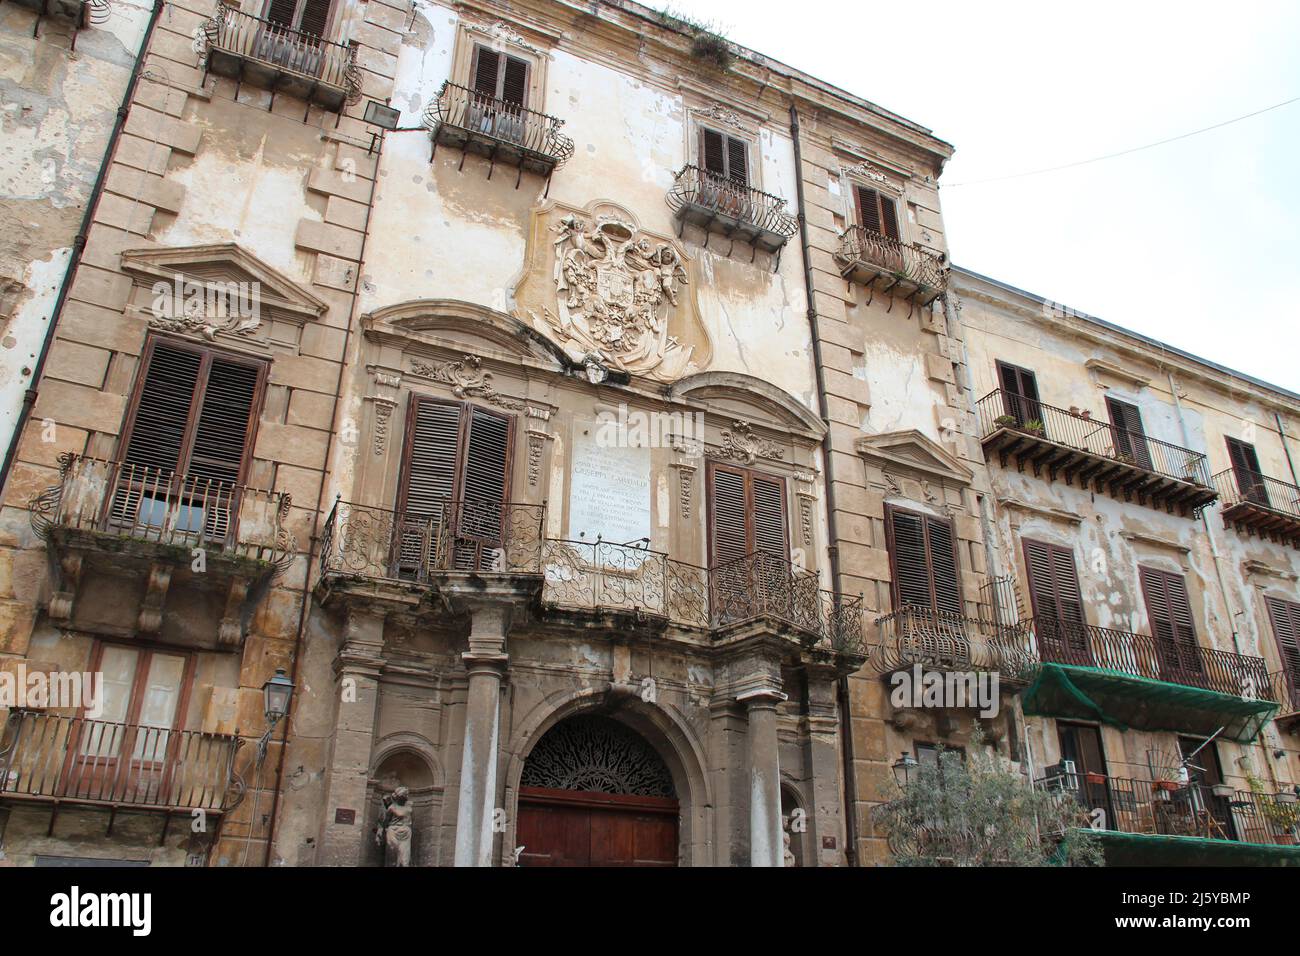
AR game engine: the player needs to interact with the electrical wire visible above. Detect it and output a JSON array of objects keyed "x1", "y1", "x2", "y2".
[{"x1": 944, "y1": 94, "x2": 1300, "y2": 188}]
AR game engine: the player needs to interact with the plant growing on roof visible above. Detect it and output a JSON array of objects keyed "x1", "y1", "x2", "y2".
[{"x1": 657, "y1": 6, "x2": 735, "y2": 70}]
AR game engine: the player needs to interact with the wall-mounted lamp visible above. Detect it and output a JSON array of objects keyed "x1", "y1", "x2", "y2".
[{"x1": 257, "y1": 668, "x2": 295, "y2": 765}]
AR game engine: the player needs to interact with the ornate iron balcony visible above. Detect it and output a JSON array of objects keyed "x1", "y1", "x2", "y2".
[
  {"x1": 1029, "y1": 617, "x2": 1273, "y2": 700},
  {"x1": 202, "y1": 5, "x2": 360, "y2": 111},
  {"x1": 1213, "y1": 469, "x2": 1300, "y2": 547},
  {"x1": 423, "y1": 82, "x2": 574, "y2": 183},
  {"x1": 666, "y1": 165, "x2": 798, "y2": 256},
  {"x1": 0, "y1": 710, "x2": 244, "y2": 814},
  {"x1": 871, "y1": 604, "x2": 1036, "y2": 682},
  {"x1": 31, "y1": 454, "x2": 294, "y2": 567},
  {"x1": 976, "y1": 389, "x2": 1218, "y2": 516},
  {"x1": 1036, "y1": 769, "x2": 1298, "y2": 848},
  {"x1": 836, "y1": 226, "x2": 948, "y2": 305}
]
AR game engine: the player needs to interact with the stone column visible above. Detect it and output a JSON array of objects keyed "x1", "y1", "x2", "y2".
[
  {"x1": 740, "y1": 688, "x2": 786, "y2": 867},
  {"x1": 453, "y1": 601, "x2": 510, "y2": 867},
  {"x1": 804, "y1": 666, "x2": 845, "y2": 866},
  {"x1": 318, "y1": 606, "x2": 385, "y2": 866}
]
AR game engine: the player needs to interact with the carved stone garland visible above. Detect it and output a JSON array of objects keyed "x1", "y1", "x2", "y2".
[
  {"x1": 719, "y1": 420, "x2": 784, "y2": 463},
  {"x1": 409, "y1": 355, "x2": 524, "y2": 411},
  {"x1": 520, "y1": 714, "x2": 676, "y2": 799}
]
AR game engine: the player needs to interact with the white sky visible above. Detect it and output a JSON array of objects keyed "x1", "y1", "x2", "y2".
[{"x1": 664, "y1": 0, "x2": 1300, "y2": 392}]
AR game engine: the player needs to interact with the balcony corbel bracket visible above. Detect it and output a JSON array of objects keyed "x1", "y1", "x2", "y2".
[
  {"x1": 137, "y1": 562, "x2": 173, "y2": 635},
  {"x1": 218, "y1": 577, "x2": 251, "y2": 648},
  {"x1": 49, "y1": 553, "x2": 83, "y2": 622}
]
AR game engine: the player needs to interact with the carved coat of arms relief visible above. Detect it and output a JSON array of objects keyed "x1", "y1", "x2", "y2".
[{"x1": 516, "y1": 202, "x2": 707, "y2": 383}]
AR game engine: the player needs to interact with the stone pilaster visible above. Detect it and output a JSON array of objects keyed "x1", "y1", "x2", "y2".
[{"x1": 317, "y1": 605, "x2": 386, "y2": 866}]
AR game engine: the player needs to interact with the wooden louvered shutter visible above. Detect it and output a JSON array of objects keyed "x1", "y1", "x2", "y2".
[
  {"x1": 1266, "y1": 598, "x2": 1300, "y2": 693},
  {"x1": 1106, "y1": 397, "x2": 1152, "y2": 469},
  {"x1": 397, "y1": 398, "x2": 462, "y2": 578},
  {"x1": 997, "y1": 360, "x2": 1041, "y2": 427},
  {"x1": 725, "y1": 135, "x2": 748, "y2": 186},
  {"x1": 1140, "y1": 567, "x2": 1202, "y2": 680},
  {"x1": 121, "y1": 341, "x2": 203, "y2": 476},
  {"x1": 296, "y1": 0, "x2": 330, "y2": 37},
  {"x1": 856, "y1": 186, "x2": 882, "y2": 234},
  {"x1": 265, "y1": 0, "x2": 298, "y2": 28},
  {"x1": 500, "y1": 54, "x2": 528, "y2": 106},
  {"x1": 751, "y1": 473, "x2": 787, "y2": 556},
  {"x1": 472, "y1": 46, "x2": 500, "y2": 97},
  {"x1": 708, "y1": 464, "x2": 749, "y2": 568},
  {"x1": 926, "y1": 516, "x2": 962, "y2": 616},
  {"x1": 188, "y1": 357, "x2": 260, "y2": 486},
  {"x1": 879, "y1": 195, "x2": 899, "y2": 240},
  {"x1": 701, "y1": 128, "x2": 727, "y2": 179},
  {"x1": 1226, "y1": 437, "x2": 1268, "y2": 505},
  {"x1": 1023, "y1": 539, "x2": 1089, "y2": 663},
  {"x1": 454, "y1": 407, "x2": 513, "y2": 569}
]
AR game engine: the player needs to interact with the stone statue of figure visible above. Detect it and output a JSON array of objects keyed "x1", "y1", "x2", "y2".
[
  {"x1": 375, "y1": 786, "x2": 413, "y2": 867},
  {"x1": 782, "y1": 828, "x2": 795, "y2": 868}
]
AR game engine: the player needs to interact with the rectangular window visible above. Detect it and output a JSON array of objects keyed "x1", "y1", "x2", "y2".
[
  {"x1": 264, "y1": 0, "x2": 332, "y2": 37},
  {"x1": 1226, "y1": 437, "x2": 1269, "y2": 506},
  {"x1": 396, "y1": 397, "x2": 513, "y2": 575},
  {"x1": 854, "y1": 185, "x2": 900, "y2": 240},
  {"x1": 885, "y1": 505, "x2": 962, "y2": 616},
  {"x1": 470, "y1": 44, "x2": 530, "y2": 106},
  {"x1": 699, "y1": 127, "x2": 749, "y2": 186},
  {"x1": 1022, "y1": 538, "x2": 1090, "y2": 665},
  {"x1": 1265, "y1": 597, "x2": 1300, "y2": 686},
  {"x1": 1105, "y1": 397, "x2": 1152, "y2": 470},
  {"x1": 995, "y1": 360, "x2": 1042, "y2": 429},
  {"x1": 1139, "y1": 566, "x2": 1204, "y2": 681},
  {"x1": 706, "y1": 462, "x2": 787, "y2": 567}
]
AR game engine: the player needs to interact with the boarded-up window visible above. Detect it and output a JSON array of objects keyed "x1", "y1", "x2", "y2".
[
  {"x1": 1105, "y1": 397, "x2": 1152, "y2": 470},
  {"x1": 854, "y1": 185, "x2": 900, "y2": 240},
  {"x1": 706, "y1": 461, "x2": 787, "y2": 567},
  {"x1": 396, "y1": 397, "x2": 513, "y2": 575},
  {"x1": 1022, "y1": 538, "x2": 1090, "y2": 664},
  {"x1": 1139, "y1": 566, "x2": 1204, "y2": 680},
  {"x1": 885, "y1": 505, "x2": 962, "y2": 616},
  {"x1": 700, "y1": 127, "x2": 749, "y2": 186}
]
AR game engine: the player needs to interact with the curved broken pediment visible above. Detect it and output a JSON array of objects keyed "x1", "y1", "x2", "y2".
[
  {"x1": 668, "y1": 371, "x2": 825, "y2": 438},
  {"x1": 362, "y1": 298, "x2": 568, "y2": 370}
]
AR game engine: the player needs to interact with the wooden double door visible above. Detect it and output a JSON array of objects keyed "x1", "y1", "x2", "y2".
[{"x1": 516, "y1": 787, "x2": 678, "y2": 867}]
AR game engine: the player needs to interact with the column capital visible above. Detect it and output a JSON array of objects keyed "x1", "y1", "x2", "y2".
[{"x1": 737, "y1": 687, "x2": 788, "y2": 709}]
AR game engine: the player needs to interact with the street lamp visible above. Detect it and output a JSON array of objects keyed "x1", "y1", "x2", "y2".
[
  {"x1": 257, "y1": 668, "x2": 295, "y2": 764},
  {"x1": 892, "y1": 752, "x2": 919, "y2": 789}
]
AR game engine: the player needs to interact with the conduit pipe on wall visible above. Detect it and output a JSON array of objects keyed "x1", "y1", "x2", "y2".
[
  {"x1": 0, "y1": 0, "x2": 165, "y2": 498},
  {"x1": 788, "y1": 103, "x2": 858, "y2": 867}
]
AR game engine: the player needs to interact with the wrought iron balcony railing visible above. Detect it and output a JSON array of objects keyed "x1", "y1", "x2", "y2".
[
  {"x1": 1037, "y1": 769, "x2": 1299, "y2": 847},
  {"x1": 1272, "y1": 669, "x2": 1300, "y2": 724},
  {"x1": 976, "y1": 389, "x2": 1217, "y2": 515},
  {"x1": 30, "y1": 454, "x2": 294, "y2": 568},
  {"x1": 203, "y1": 5, "x2": 360, "y2": 110},
  {"x1": 666, "y1": 165, "x2": 798, "y2": 256},
  {"x1": 0, "y1": 710, "x2": 244, "y2": 813},
  {"x1": 319, "y1": 501, "x2": 863, "y2": 653},
  {"x1": 423, "y1": 82, "x2": 574, "y2": 182},
  {"x1": 836, "y1": 226, "x2": 948, "y2": 305},
  {"x1": 871, "y1": 605, "x2": 1037, "y2": 681},
  {"x1": 1213, "y1": 469, "x2": 1300, "y2": 546},
  {"x1": 319, "y1": 498, "x2": 545, "y2": 583},
  {"x1": 1030, "y1": 617, "x2": 1274, "y2": 701}
]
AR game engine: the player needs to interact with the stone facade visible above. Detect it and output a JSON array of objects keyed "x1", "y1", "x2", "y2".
[{"x1": 0, "y1": 0, "x2": 1295, "y2": 869}]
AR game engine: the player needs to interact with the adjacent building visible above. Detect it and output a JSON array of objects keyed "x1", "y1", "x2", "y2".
[{"x1": 0, "y1": 0, "x2": 1295, "y2": 868}]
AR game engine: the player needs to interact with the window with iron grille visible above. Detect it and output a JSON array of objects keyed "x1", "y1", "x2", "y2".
[
  {"x1": 1105, "y1": 397, "x2": 1152, "y2": 469},
  {"x1": 1226, "y1": 436, "x2": 1269, "y2": 505},
  {"x1": 1022, "y1": 538, "x2": 1090, "y2": 664}
]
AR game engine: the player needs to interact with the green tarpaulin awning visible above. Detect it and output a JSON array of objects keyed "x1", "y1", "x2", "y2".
[
  {"x1": 1080, "y1": 829, "x2": 1300, "y2": 866},
  {"x1": 1022, "y1": 663, "x2": 1277, "y2": 742}
]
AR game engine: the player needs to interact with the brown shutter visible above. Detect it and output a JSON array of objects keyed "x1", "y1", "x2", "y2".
[
  {"x1": 1023, "y1": 539, "x2": 1089, "y2": 663},
  {"x1": 501, "y1": 54, "x2": 528, "y2": 106},
  {"x1": 1226, "y1": 437, "x2": 1268, "y2": 504},
  {"x1": 751, "y1": 473, "x2": 787, "y2": 556},
  {"x1": 996, "y1": 360, "x2": 1041, "y2": 426},
  {"x1": 879, "y1": 195, "x2": 900, "y2": 240},
  {"x1": 296, "y1": 0, "x2": 331, "y2": 37},
  {"x1": 1140, "y1": 566, "x2": 1202, "y2": 679},
  {"x1": 886, "y1": 506, "x2": 961, "y2": 615},
  {"x1": 725, "y1": 135, "x2": 748, "y2": 186},
  {"x1": 472, "y1": 46, "x2": 500, "y2": 97},
  {"x1": 461, "y1": 406, "x2": 512, "y2": 505},
  {"x1": 121, "y1": 340, "x2": 203, "y2": 476},
  {"x1": 399, "y1": 397, "x2": 462, "y2": 518},
  {"x1": 1106, "y1": 397, "x2": 1152, "y2": 469},
  {"x1": 708, "y1": 464, "x2": 749, "y2": 567},
  {"x1": 187, "y1": 357, "x2": 261, "y2": 486},
  {"x1": 1266, "y1": 597, "x2": 1300, "y2": 678},
  {"x1": 265, "y1": 0, "x2": 298, "y2": 27},
  {"x1": 701, "y1": 128, "x2": 727, "y2": 178},
  {"x1": 856, "y1": 186, "x2": 882, "y2": 234}
]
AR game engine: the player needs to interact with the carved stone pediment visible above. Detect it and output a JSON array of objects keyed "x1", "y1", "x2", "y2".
[
  {"x1": 121, "y1": 243, "x2": 327, "y2": 351},
  {"x1": 667, "y1": 372, "x2": 825, "y2": 439},
  {"x1": 855, "y1": 429, "x2": 973, "y2": 485},
  {"x1": 512, "y1": 200, "x2": 711, "y2": 383}
]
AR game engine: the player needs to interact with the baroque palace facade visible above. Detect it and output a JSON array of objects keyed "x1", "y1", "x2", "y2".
[{"x1": 0, "y1": 0, "x2": 1296, "y2": 867}]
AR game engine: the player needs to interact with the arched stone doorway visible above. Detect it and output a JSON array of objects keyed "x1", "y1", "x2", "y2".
[{"x1": 516, "y1": 714, "x2": 679, "y2": 867}]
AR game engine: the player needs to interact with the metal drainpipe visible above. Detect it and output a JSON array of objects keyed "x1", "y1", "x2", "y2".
[
  {"x1": 1275, "y1": 412, "x2": 1300, "y2": 487},
  {"x1": 0, "y1": 0, "x2": 166, "y2": 497},
  {"x1": 261, "y1": 122, "x2": 384, "y2": 866},
  {"x1": 788, "y1": 103, "x2": 858, "y2": 866}
]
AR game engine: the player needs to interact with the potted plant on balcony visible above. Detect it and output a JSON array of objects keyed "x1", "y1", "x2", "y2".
[
  {"x1": 1210, "y1": 783, "x2": 1235, "y2": 799},
  {"x1": 1246, "y1": 772, "x2": 1300, "y2": 844},
  {"x1": 994, "y1": 414, "x2": 1016, "y2": 429},
  {"x1": 1021, "y1": 419, "x2": 1046, "y2": 437},
  {"x1": 1084, "y1": 771, "x2": 1107, "y2": 786},
  {"x1": 1152, "y1": 779, "x2": 1181, "y2": 794}
]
